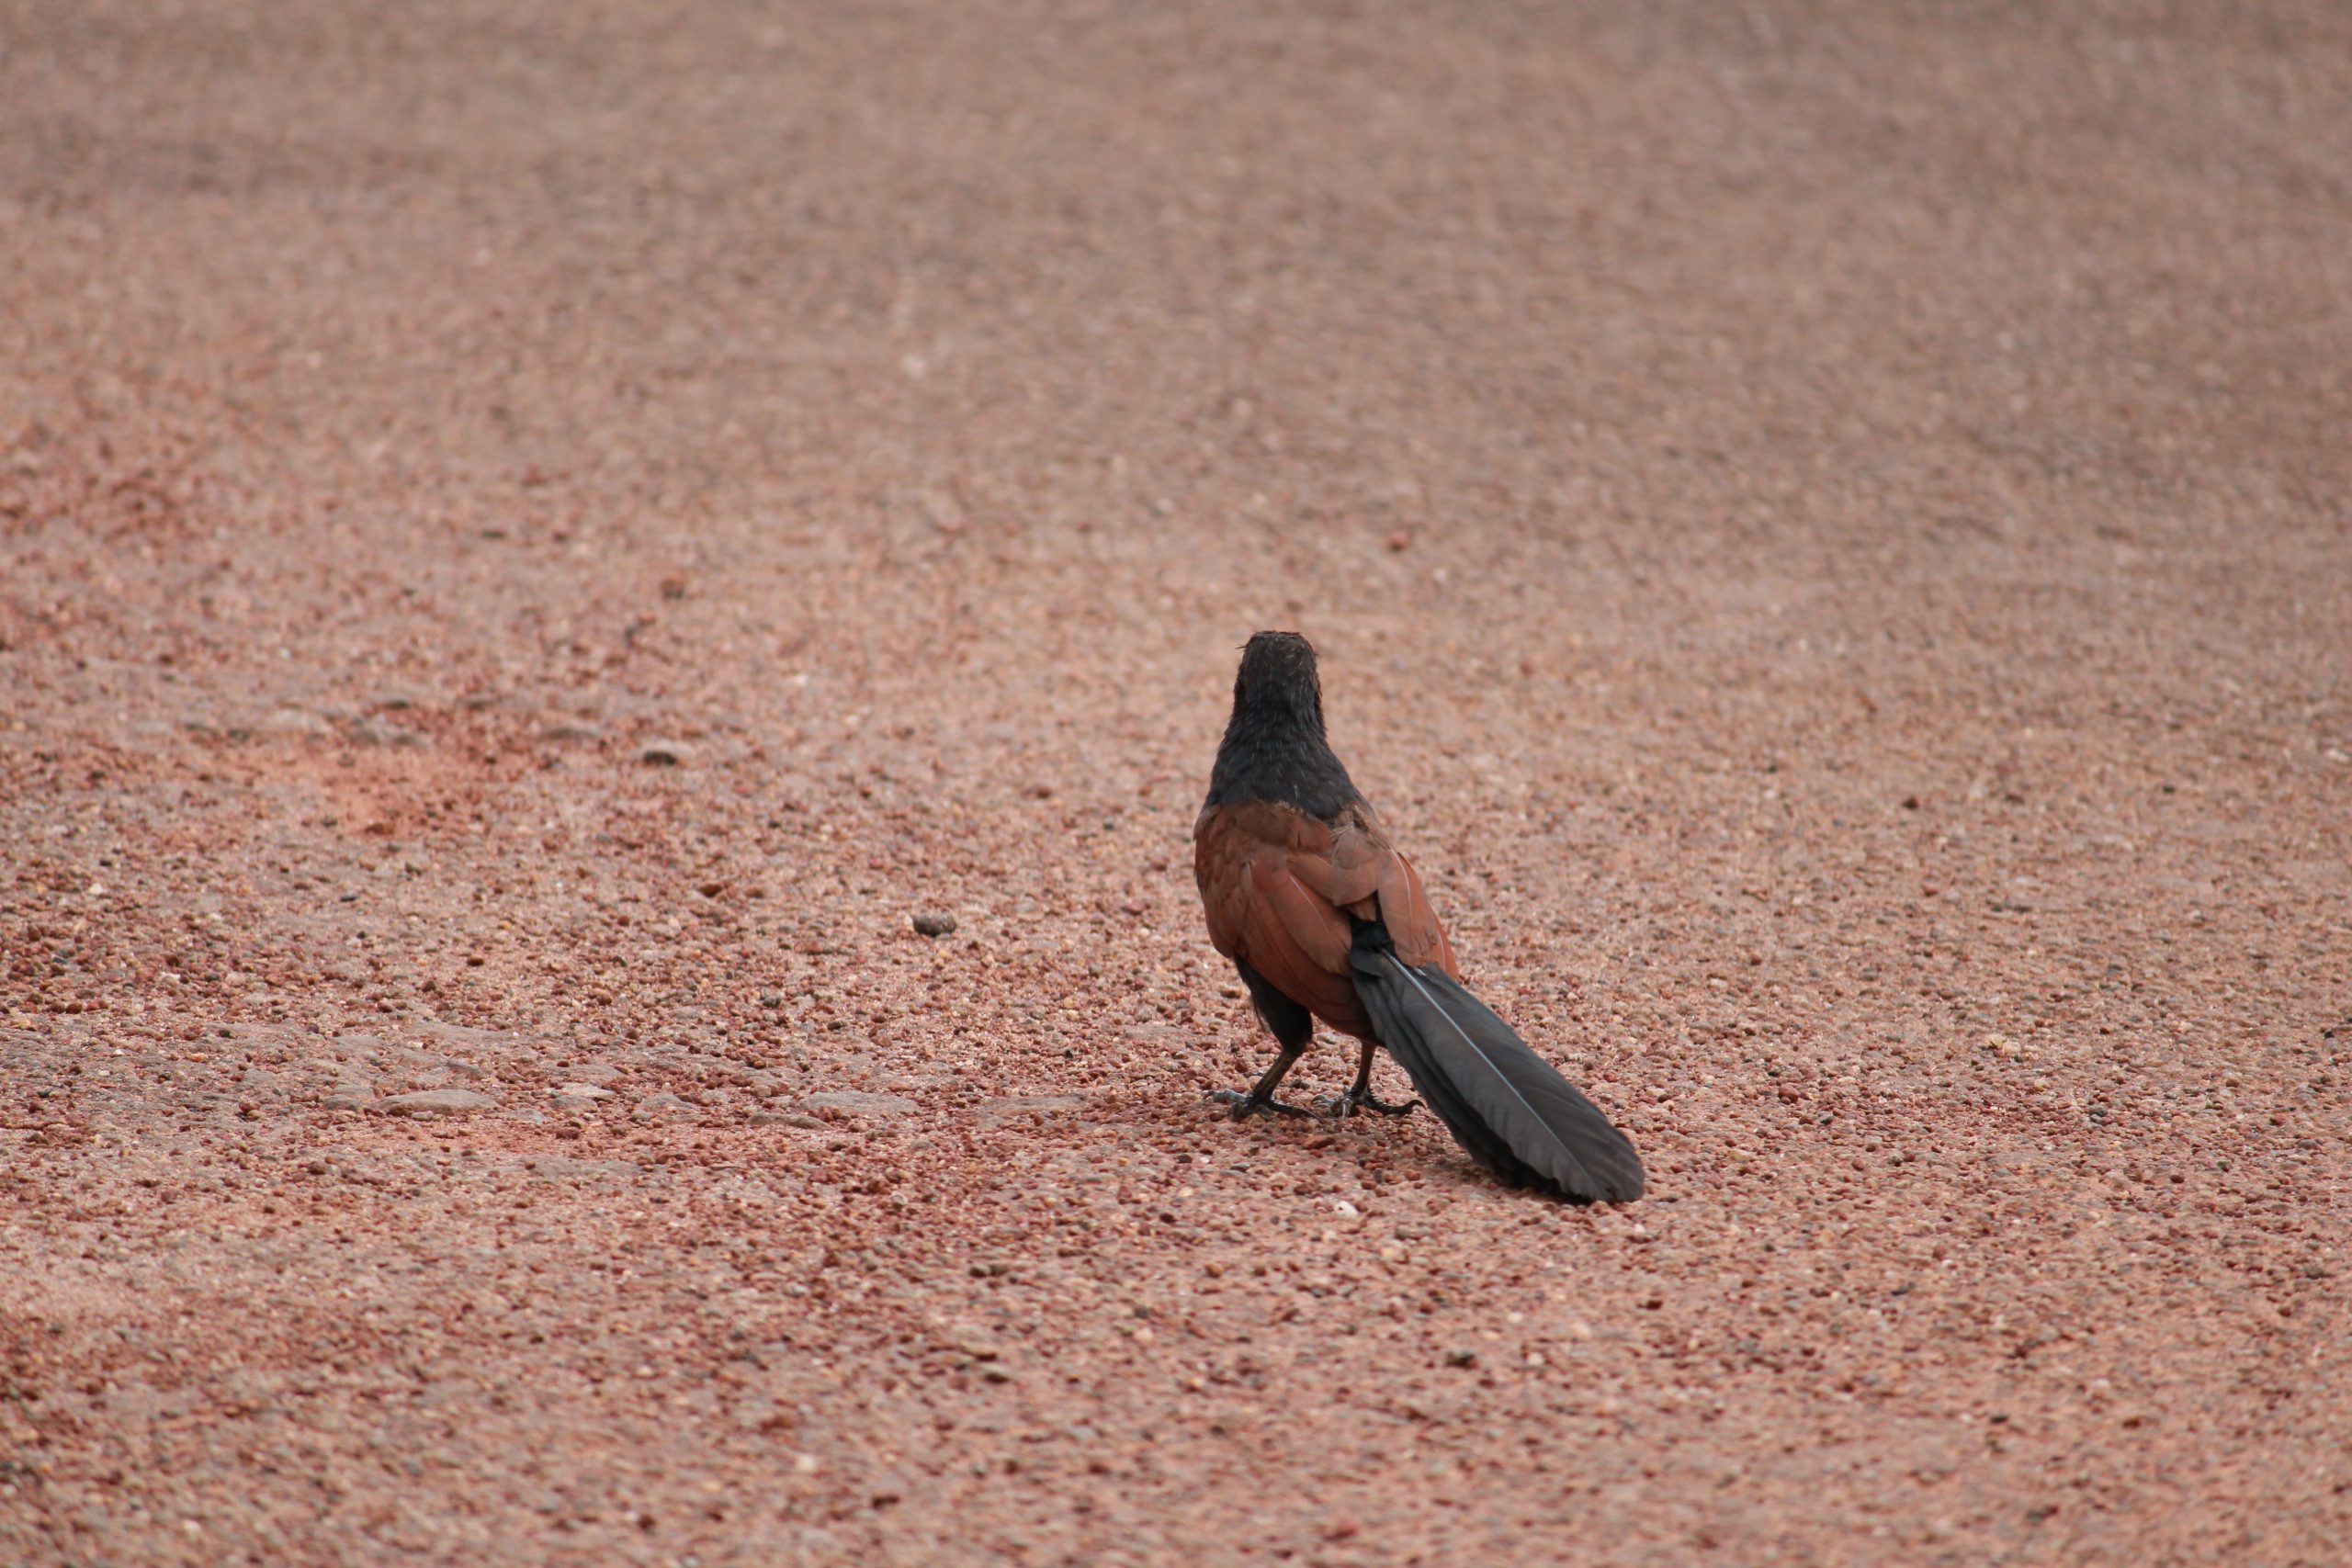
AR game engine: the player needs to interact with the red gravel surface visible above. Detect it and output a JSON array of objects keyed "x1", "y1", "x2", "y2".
[{"x1": 5, "y1": 3, "x2": 2350, "y2": 1563}]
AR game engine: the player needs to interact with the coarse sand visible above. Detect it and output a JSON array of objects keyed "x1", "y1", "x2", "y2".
[{"x1": 4, "y1": 2, "x2": 2349, "y2": 1562}]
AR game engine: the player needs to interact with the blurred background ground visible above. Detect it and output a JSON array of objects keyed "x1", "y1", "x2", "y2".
[{"x1": 2, "y1": 1, "x2": 2348, "y2": 1562}]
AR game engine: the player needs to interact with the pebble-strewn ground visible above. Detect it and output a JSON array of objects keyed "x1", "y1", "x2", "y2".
[{"x1": 4, "y1": 2, "x2": 2349, "y2": 1563}]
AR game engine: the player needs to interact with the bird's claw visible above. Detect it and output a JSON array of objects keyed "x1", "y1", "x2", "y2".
[
  {"x1": 1337, "y1": 1088, "x2": 1420, "y2": 1118},
  {"x1": 1206, "y1": 1089, "x2": 1317, "y2": 1121}
]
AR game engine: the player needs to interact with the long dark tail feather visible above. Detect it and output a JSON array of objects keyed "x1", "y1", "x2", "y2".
[{"x1": 1349, "y1": 937, "x2": 1645, "y2": 1203}]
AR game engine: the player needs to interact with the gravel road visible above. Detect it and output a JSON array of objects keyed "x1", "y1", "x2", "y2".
[{"x1": 4, "y1": 2, "x2": 2349, "y2": 1562}]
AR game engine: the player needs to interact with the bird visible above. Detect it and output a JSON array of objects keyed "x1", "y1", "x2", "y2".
[{"x1": 1192, "y1": 630, "x2": 1645, "y2": 1203}]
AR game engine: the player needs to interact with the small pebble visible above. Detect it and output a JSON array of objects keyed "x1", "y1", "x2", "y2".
[
  {"x1": 802, "y1": 1090, "x2": 917, "y2": 1118},
  {"x1": 911, "y1": 912, "x2": 956, "y2": 937},
  {"x1": 375, "y1": 1089, "x2": 497, "y2": 1117},
  {"x1": 348, "y1": 716, "x2": 423, "y2": 748}
]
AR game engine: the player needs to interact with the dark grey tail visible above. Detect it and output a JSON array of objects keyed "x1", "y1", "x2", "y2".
[{"x1": 1349, "y1": 934, "x2": 1645, "y2": 1203}]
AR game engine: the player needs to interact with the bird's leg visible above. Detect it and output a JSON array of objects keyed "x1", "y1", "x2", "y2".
[
  {"x1": 1207, "y1": 1041, "x2": 1317, "y2": 1119},
  {"x1": 1335, "y1": 1041, "x2": 1419, "y2": 1117}
]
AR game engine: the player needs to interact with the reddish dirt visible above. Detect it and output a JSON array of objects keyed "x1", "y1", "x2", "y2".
[{"x1": 5, "y1": 2, "x2": 2350, "y2": 1563}]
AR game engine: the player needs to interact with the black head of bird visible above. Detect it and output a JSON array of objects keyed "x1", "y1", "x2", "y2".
[{"x1": 1230, "y1": 629, "x2": 1326, "y2": 735}]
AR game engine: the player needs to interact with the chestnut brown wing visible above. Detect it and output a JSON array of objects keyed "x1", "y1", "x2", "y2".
[
  {"x1": 1315, "y1": 800, "x2": 1458, "y2": 979},
  {"x1": 1194, "y1": 798, "x2": 1455, "y2": 1039}
]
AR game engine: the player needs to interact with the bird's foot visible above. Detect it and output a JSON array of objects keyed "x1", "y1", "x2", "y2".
[
  {"x1": 1330, "y1": 1087, "x2": 1419, "y2": 1118},
  {"x1": 1206, "y1": 1088, "x2": 1317, "y2": 1121}
]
